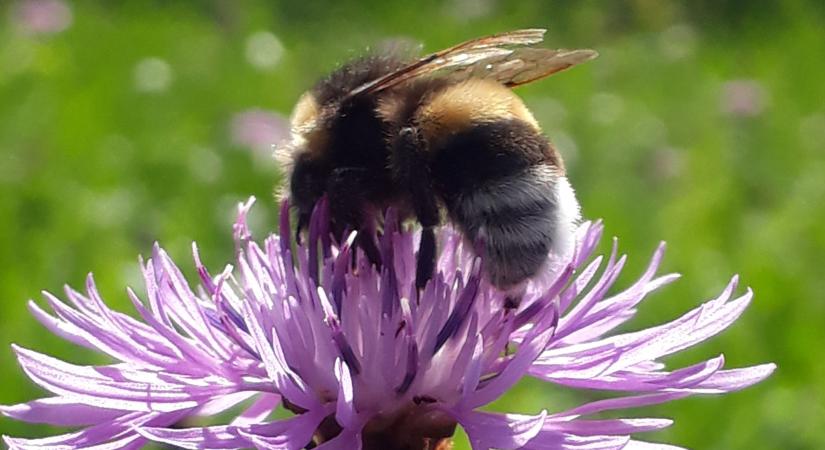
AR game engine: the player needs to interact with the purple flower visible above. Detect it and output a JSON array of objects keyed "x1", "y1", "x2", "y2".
[
  {"x1": 2, "y1": 197, "x2": 774, "y2": 449},
  {"x1": 720, "y1": 79, "x2": 768, "y2": 118},
  {"x1": 11, "y1": 0, "x2": 73, "y2": 35},
  {"x1": 230, "y1": 109, "x2": 290, "y2": 157}
]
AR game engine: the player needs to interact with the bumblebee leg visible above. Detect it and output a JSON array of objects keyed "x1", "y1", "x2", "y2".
[
  {"x1": 416, "y1": 227, "x2": 436, "y2": 290},
  {"x1": 414, "y1": 196, "x2": 439, "y2": 290},
  {"x1": 393, "y1": 127, "x2": 441, "y2": 290},
  {"x1": 327, "y1": 167, "x2": 382, "y2": 269}
]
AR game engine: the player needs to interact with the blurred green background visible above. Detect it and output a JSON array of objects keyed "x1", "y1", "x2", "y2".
[{"x1": 1, "y1": 1, "x2": 823, "y2": 448}]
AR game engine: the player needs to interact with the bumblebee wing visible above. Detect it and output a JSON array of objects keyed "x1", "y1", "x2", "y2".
[
  {"x1": 345, "y1": 28, "x2": 548, "y2": 98},
  {"x1": 452, "y1": 46, "x2": 598, "y2": 88}
]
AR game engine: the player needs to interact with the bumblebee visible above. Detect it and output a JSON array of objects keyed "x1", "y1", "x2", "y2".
[{"x1": 279, "y1": 29, "x2": 597, "y2": 291}]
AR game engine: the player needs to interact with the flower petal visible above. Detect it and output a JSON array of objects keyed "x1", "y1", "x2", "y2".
[
  {"x1": 0, "y1": 397, "x2": 123, "y2": 426},
  {"x1": 231, "y1": 392, "x2": 281, "y2": 426},
  {"x1": 462, "y1": 303, "x2": 558, "y2": 410},
  {"x1": 621, "y1": 440, "x2": 687, "y2": 450},
  {"x1": 544, "y1": 417, "x2": 673, "y2": 435},
  {"x1": 522, "y1": 433, "x2": 630, "y2": 450},
  {"x1": 452, "y1": 409, "x2": 547, "y2": 450},
  {"x1": 4, "y1": 410, "x2": 189, "y2": 450},
  {"x1": 12, "y1": 345, "x2": 233, "y2": 412},
  {"x1": 240, "y1": 408, "x2": 331, "y2": 450},
  {"x1": 335, "y1": 358, "x2": 360, "y2": 429},
  {"x1": 137, "y1": 424, "x2": 246, "y2": 449},
  {"x1": 240, "y1": 291, "x2": 319, "y2": 410}
]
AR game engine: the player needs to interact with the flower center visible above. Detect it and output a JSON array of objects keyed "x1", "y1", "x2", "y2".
[{"x1": 313, "y1": 402, "x2": 457, "y2": 450}]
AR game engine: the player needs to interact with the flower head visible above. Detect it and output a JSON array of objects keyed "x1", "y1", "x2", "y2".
[
  {"x1": 231, "y1": 109, "x2": 290, "y2": 156},
  {"x1": 11, "y1": 0, "x2": 73, "y2": 35},
  {"x1": 3, "y1": 197, "x2": 774, "y2": 449},
  {"x1": 721, "y1": 79, "x2": 768, "y2": 118}
]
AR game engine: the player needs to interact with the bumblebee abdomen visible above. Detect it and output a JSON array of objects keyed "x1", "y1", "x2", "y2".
[
  {"x1": 431, "y1": 118, "x2": 555, "y2": 198},
  {"x1": 450, "y1": 165, "x2": 564, "y2": 288},
  {"x1": 429, "y1": 114, "x2": 577, "y2": 289}
]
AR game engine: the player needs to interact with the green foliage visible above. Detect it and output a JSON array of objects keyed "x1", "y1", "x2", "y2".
[{"x1": 1, "y1": 1, "x2": 823, "y2": 448}]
